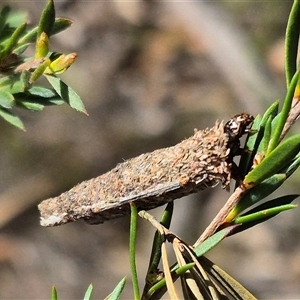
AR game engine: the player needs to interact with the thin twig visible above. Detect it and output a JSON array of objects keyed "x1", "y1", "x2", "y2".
[
  {"x1": 280, "y1": 95, "x2": 300, "y2": 141},
  {"x1": 193, "y1": 186, "x2": 247, "y2": 247}
]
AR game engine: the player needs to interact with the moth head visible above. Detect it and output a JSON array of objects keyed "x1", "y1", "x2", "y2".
[
  {"x1": 224, "y1": 113, "x2": 254, "y2": 160},
  {"x1": 225, "y1": 113, "x2": 254, "y2": 140}
]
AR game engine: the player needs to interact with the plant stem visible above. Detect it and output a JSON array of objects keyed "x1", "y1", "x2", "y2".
[{"x1": 129, "y1": 203, "x2": 140, "y2": 300}]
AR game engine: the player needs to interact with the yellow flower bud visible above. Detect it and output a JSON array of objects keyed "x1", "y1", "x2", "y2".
[{"x1": 45, "y1": 53, "x2": 77, "y2": 74}]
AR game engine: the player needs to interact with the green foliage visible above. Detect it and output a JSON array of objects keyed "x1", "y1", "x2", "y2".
[
  {"x1": 50, "y1": 284, "x2": 96, "y2": 300},
  {"x1": 0, "y1": 0, "x2": 86, "y2": 130},
  {"x1": 83, "y1": 284, "x2": 93, "y2": 300},
  {"x1": 244, "y1": 134, "x2": 300, "y2": 187},
  {"x1": 50, "y1": 279, "x2": 126, "y2": 300},
  {"x1": 285, "y1": 0, "x2": 300, "y2": 87},
  {"x1": 51, "y1": 286, "x2": 57, "y2": 300},
  {"x1": 104, "y1": 278, "x2": 126, "y2": 300},
  {"x1": 126, "y1": 1, "x2": 300, "y2": 299}
]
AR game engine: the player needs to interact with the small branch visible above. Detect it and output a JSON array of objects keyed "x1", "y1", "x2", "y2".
[
  {"x1": 280, "y1": 95, "x2": 300, "y2": 141},
  {"x1": 193, "y1": 186, "x2": 247, "y2": 247}
]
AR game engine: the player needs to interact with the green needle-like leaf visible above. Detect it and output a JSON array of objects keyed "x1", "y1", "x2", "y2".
[
  {"x1": 12, "y1": 43, "x2": 29, "y2": 55},
  {"x1": 239, "y1": 115, "x2": 262, "y2": 178},
  {"x1": 0, "y1": 22, "x2": 27, "y2": 59},
  {"x1": 231, "y1": 195, "x2": 299, "y2": 235},
  {"x1": 257, "y1": 115, "x2": 272, "y2": 155},
  {"x1": 262, "y1": 100, "x2": 279, "y2": 121},
  {"x1": 45, "y1": 74, "x2": 87, "y2": 114},
  {"x1": 0, "y1": 107, "x2": 25, "y2": 130},
  {"x1": 234, "y1": 204, "x2": 297, "y2": 225},
  {"x1": 240, "y1": 102, "x2": 279, "y2": 180},
  {"x1": 29, "y1": 58, "x2": 50, "y2": 83},
  {"x1": 37, "y1": 0, "x2": 55, "y2": 39},
  {"x1": 0, "y1": 6, "x2": 11, "y2": 37},
  {"x1": 18, "y1": 18, "x2": 72, "y2": 45},
  {"x1": 193, "y1": 226, "x2": 239, "y2": 257},
  {"x1": 267, "y1": 71, "x2": 299, "y2": 154},
  {"x1": 50, "y1": 18, "x2": 73, "y2": 36},
  {"x1": 17, "y1": 101, "x2": 44, "y2": 111},
  {"x1": 83, "y1": 284, "x2": 93, "y2": 300},
  {"x1": 270, "y1": 112, "x2": 281, "y2": 136},
  {"x1": 285, "y1": 0, "x2": 300, "y2": 87},
  {"x1": 20, "y1": 70, "x2": 32, "y2": 91},
  {"x1": 244, "y1": 134, "x2": 300, "y2": 188},
  {"x1": 15, "y1": 93, "x2": 64, "y2": 109},
  {"x1": 0, "y1": 90, "x2": 15, "y2": 109},
  {"x1": 286, "y1": 153, "x2": 300, "y2": 177},
  {"x1": 0, "y1": 74, "x2": 24, "y2": 94},
  {"x1": 51, "y1": 286, "x2": 58, "y2": 300},
  {"x1": 28, "y1": 86, "x2": 57, "y2": 98},
  {"x1": 105, "y1": 278, "x2": 126, "y2": 300},
  {"x1": 243, "y1": 101, "x2": 279, "y2": 170},
  {"x1": 147, "y1": 202, "x2": 173, "y2": 283},
  {"x1": 229, "y1": 174, "x2": 286, "y2": 219}
]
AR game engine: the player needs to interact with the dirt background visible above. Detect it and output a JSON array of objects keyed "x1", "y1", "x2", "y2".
[{"x1": 0, "y1": 1, "x2": 300, "y2": 299}]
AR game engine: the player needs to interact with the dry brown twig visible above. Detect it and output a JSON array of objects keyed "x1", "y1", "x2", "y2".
[{"x1": 280, "y1": 94, "x2": 300, "y2": 141}]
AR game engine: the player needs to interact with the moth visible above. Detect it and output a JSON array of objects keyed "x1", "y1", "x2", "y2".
[{"x1": 38, "y1": 113, "x2": 253, "y2": 226}]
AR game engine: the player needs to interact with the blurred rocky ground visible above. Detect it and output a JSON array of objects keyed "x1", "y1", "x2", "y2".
[{"x1": 0, "y1": 1, "x2": 299, "y2": 299}]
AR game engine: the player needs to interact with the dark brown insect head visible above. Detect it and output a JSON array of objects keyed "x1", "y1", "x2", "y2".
[{"x1": 225, "y1": 113, "x2": 254, "y2": 157}]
